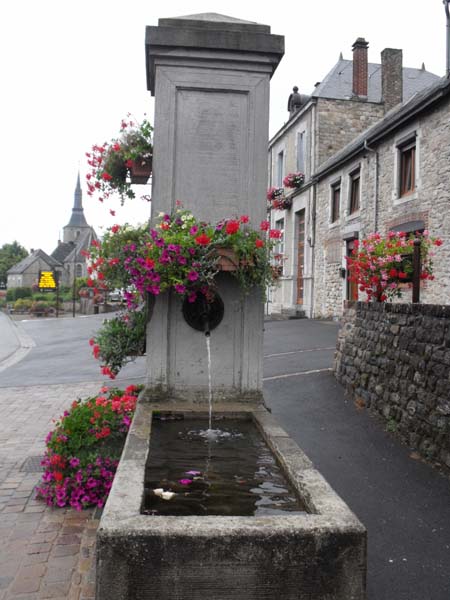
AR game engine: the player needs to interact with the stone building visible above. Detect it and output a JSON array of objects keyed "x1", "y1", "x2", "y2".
[
  {"x1": 314, "y1": 75, "x2": 450, "y2": 317},
  {"x1": 268, "y1": 37, "x2": 439, "y2": 317},
  {"x1": 6, "y1": 249, "x2": 61, "y2": 289}
]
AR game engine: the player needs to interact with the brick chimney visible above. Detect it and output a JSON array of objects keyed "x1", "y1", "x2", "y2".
[
  {"x1": 352, "y1": 37, "x2": 369, "y2": 98},
  {"x1": 381, "y1": 48, "x2": 403, "y2": 113}
]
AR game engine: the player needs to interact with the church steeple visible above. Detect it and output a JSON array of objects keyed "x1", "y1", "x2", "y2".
[
  {"x1": 66, "y1": 172, "x2": 88, "y2": 228},
  {"x1": 63, "y1": 173, "x2": 90, "y2": 243}
]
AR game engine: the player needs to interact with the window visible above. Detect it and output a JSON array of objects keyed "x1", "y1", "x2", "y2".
[
  {"x1": 399, "y1": 140, "x2": 416, "y2": 197},
  {"x1": 274, "y1": 218, "x2": 285, "y2": 275},
  {"x1": 75, "y1": 264, "x2": 83, "y2": 278},
  {"x1": 296, "y1": 132, "x2": 305, "y2": 173},
  {"x1": 331, "y1": 180, "x2": 341, "y2": 223},
  {"x1": 349, "y1": 168, "x2": 360, "y2": 214},
  {"x1": 277, "y1": 151, "x2": 284, "y2": 187}
]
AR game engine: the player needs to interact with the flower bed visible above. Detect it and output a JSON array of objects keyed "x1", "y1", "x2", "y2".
[{"x1": 36, "y1": 385, "x2": 142, "y2": 510}]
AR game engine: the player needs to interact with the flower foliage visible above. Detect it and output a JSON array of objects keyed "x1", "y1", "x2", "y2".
[
  {"x1": 346, "y1": 230, "x2": 442, "y2": 302},
  {"x1": 89, "y1": 309, "x2": 147, "y2": 378},
  {"x1": 283, "y1": 172, "x2": 305, "y2": 188},
  {"x1": 86, "y1": 206, "x2": 282, "y2": 309},
  {"x1": 36, "y1": 385, "x2": 143, "y2": 510},
  {"x1": 266, "y1": 187, "x2": 284, "y2": 202},
  {"x1": 86, "y1": 116, "x2": 153, "y2": 206}
]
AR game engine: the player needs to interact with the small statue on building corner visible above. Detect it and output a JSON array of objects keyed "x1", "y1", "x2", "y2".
[{"x1": 287, "y1": 86, "x2": 303, "y2": 116}]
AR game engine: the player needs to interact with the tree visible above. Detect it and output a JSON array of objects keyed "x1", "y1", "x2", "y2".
[{"x1": 0, "y1": 241, "x2": 28, "y2": 286}]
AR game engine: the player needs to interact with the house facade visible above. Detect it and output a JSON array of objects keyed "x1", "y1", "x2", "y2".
[
  {"x1": 7, "y1": 249, "x2": 61, "y2": 289},
  {"x1": 268, "y1": 37, "x2": 439, "y2": 317},
  {"x1": 314, "y1": 76, "x2": 450, "y2": 317}
]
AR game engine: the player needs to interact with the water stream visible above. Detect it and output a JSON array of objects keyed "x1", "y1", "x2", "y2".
[{"x1": 205, "y1": 333, "x2": 213, "y2": 432}]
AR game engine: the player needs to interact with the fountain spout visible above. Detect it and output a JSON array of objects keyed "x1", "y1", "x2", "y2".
[
  {"x1": 200, "y1": 296, "x2": 211, "y2": 337},
  {"x1": 182, "y1": 291, "x2": 224, "y2": 335}
]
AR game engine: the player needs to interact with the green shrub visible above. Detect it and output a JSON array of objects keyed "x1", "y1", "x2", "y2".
[
  {"x1": 6, "y1": 287, "x2": 32, "y2": 301},
  {"x1": 14, "y1": 298, "x2": 33, "y2": 312}
]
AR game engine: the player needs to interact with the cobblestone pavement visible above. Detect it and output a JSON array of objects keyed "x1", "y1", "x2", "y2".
[{"x1": 0, "y1": 382, "x2": 104, "y2": 600}]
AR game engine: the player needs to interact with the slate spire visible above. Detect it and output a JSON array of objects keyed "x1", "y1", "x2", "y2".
[{"x1": 66, "y1": 172, "x2": 88, "y2": 228}]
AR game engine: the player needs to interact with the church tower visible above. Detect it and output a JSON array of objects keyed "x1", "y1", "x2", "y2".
[{"x1": 63, "y1": 173, "x2": 90, "y2": 243}]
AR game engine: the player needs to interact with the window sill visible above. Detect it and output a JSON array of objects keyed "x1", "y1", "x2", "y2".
[
  {"x1": 346, "y1": 211, "x2": 360, "y2": 222},
  {"x1": 392, "y1": 190, "x2": 418, "y2": 206}
]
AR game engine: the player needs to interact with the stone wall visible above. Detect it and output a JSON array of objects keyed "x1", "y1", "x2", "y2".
[
  {"x1": 316, "y1": 98, "x2": 383, "y2": 167},
  {"x1": 335, "y1": 302, "x2": 450, "y2": 470}
]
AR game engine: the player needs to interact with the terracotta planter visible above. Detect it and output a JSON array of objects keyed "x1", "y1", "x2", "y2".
[
  {"x1": 216, "y1": 247, "x2": 239, "y2": 271},
  {"x1": 215, "y1": 248, "x2": 253, "y2": 271},
  {"x1": 130, "y1": 156, "x2": 152, "y2": 184}
]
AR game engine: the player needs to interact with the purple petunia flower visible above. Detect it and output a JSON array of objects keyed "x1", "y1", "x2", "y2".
[
  {"x1": 174, "y1": 284, "x2": 186, "y2": 294},
  {"x1": 187, "y1": 271, "x2": 199, "y2": 282},
  {"x1": 179, "y1": 479, "x2": 192, "y2": 485}
]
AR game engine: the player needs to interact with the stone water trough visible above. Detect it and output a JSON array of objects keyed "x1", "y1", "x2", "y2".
[{"x1": 96, "y1": 400, "x2": 366, "y2": 599}]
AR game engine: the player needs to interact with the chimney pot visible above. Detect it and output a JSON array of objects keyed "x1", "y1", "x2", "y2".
[{"x1": 352, "y1": 37, "x2": 369, "y2": 98}]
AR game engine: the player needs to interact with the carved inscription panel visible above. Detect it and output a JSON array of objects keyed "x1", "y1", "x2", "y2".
[{"x1": 174, "y1": 89, "x2": 249, "y2": 221}]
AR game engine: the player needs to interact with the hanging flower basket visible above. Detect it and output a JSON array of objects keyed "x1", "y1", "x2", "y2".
[
  {"x1": 129, "y1": 156, "x2": 152, "y2": 184},
  {"x1": 271, "y1": 197, "x2": 292, "y2": 211}
]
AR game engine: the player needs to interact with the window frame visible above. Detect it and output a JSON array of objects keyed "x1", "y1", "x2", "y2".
[
  {"x1": 348, "y1": 168, "x2": 361, "y2": 215},
  {"x1": 398, "y1": 138, "x2": 416, "y2": 198},
  {"x1": 330, "y1": 179, "x2": 341, "y2": 224},
  {"x1": 296, "y1": 131, "x2": 305, "y2": 174},
  {"x1": 277, "y1": 150, "x2": 285, "y2": 187}
]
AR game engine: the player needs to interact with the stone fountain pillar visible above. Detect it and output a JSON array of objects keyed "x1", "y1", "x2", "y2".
[{"x1": 143, "y1": 13, "x2": 284, "y2": 404}]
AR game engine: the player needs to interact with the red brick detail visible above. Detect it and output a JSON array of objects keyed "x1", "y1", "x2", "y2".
[{"x1": 352, "y1": 38, "x2": 369, "y2": 97}]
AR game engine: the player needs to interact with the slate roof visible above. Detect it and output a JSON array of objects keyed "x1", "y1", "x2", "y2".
[
  {"x1": 7, "y1": 249, "x2": 62, "y2": 274},
  {"x1": 51, "y1": 242, "x2": 77, "y2": 263},
  {"x1": 51, "y1": 228, "x2": 98, "y2": 266},
  {"x1": 315, "y1": 75, "x2": 450, "y2": 178},
  {"x1": 312, "y1": 58, "x2": 440, "y2": 104}
]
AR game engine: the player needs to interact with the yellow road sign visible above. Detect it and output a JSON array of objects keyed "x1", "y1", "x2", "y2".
[{"x1": 38, "y1": 271, "x2": 57, "y2": 290}]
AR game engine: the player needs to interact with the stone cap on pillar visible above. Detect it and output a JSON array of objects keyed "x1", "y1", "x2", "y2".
[{"x1": 145, "y1": 12, "x2": 284, "y2": 94}]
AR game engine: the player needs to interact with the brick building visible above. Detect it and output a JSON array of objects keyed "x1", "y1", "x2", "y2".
[{"x1": 268, "y1": 37, "x2": 439, "y2": 317}]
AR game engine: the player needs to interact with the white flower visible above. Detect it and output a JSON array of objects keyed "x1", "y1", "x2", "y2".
[{"x1": 153, "y1": 488, "x2": 175, "y2": 500}]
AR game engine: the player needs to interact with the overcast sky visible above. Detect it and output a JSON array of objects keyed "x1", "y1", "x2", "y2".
[{"x1": 1, "y1": 0, "x2": 447, "y2": 254}]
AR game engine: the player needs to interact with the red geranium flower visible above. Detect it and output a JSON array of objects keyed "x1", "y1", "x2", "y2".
[
  {"x1": 225, "y1": 220, "x2": 240, "y2": 235},
  {"x1": 195, "y1": 233, "x2": 211, "y2": 246}
]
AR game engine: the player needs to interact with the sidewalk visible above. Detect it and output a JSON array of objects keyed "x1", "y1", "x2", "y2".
[{"x1": 0, "y1": 382, "x2": 101, "y2": 600}]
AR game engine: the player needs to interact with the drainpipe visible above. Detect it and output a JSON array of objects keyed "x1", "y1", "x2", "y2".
[
  {"x1": 445, "y1": 0, "x2": 450, "y2": 77},
  {"x1": 309, "y1": 181, "x2": 316, "y2": 318},
  {"x1": 363, "y1": 140, "x2": 379, "y2": 231}
]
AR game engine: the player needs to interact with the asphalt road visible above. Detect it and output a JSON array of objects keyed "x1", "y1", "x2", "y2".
[{"x1": 0, "y1": 313, "x2": 449, "y2": 599}]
